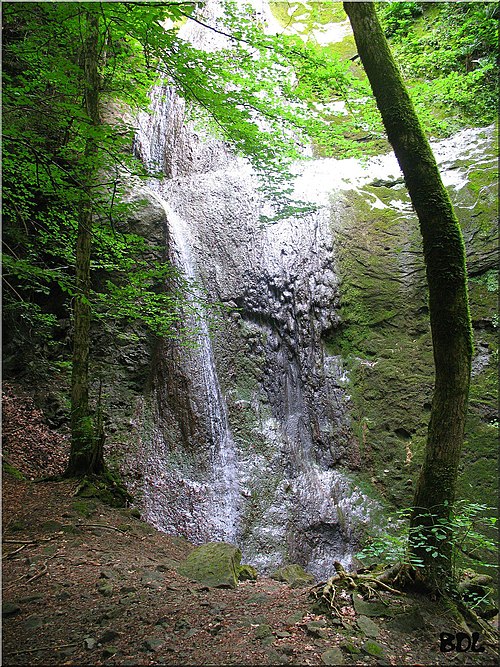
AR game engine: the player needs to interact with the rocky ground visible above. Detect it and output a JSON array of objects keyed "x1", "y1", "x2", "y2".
[{"x1": 2, "y1": 383, "x2": 499, "y2": 666}]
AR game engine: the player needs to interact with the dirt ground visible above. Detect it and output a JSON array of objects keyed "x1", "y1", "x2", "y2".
[{"x1": 2, "y1": 383, "x2": 499, "y2": 666}]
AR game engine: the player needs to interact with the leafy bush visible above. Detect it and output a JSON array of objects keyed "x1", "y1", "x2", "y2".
[{"x1": 357, "y1": 502, "x2": 497, "y2": 579}]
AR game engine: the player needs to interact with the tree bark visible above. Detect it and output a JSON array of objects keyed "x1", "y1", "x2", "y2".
[
  {"x1": 343, "y1": 2, "x2": 473, "y2": 593},
  {"x1": 67, "y1": 8, "x2": 104, "y2": 476}
]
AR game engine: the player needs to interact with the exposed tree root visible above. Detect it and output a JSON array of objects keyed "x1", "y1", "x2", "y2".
[
  {"x1": 456, "y1": 600, "x2": 499, "y2": 646},
  {"x1": 309, "y1": 560, "x2": 406, "y2": 617},
  {"x1": 311, "y1": 561, "x2": 499, "y2": 649}
]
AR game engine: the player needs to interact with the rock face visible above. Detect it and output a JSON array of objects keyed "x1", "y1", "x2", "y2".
[
  {"x1": 114, "y1": 76, "x2": 498, "y2": 581},
  {"x1": 109, "y1": 11, "x2": 497, "y2": 580}
]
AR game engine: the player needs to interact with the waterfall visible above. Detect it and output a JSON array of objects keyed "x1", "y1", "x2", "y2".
[
  {"x1": 145, "y1": 186, "x2": 240, "y2": 543},
  {"x1": 128, "y1": 0, "x2": 497, "y2": 577}
]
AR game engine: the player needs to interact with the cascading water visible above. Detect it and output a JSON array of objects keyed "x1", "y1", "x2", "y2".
[
  {"x1": 145, "y1": 186, "x2": 240, "y2": 543},
  {"x1": 127, "y1": 2, "x2": 497, "y2": 578}
]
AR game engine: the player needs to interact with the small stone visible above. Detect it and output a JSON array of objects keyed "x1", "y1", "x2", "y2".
[
  {"x1": 56, "y1": 591, "x2": 71, "y2": 601},
  {"x1": 353, "y1": 594, "x2": 392, "y2": 617},
  {"x1": 141, "y1": 570, "x2": 164, "y2": 583},
  {"x1": 261, "y1": 636, "x2": 275, "y2": 647},
  {"x1": 84, "y1": 637, "x2": 96, "y2": 650},
  {"x1": 2, "y1": 603, "x2": 21, "y2": 617},
  {"x1": 266, "y1": 647, "x2": 288, "y2": 663},
  {"x1": 100, "y1": 568, "x2": 116, "y2": 580},
  {"x1": 387, "y1": 610, "x2": 425, "y2": 632},
  {"x1": 362, "y1": 640, "x2": 385, "y2": 657},
  {"x1": 321, "y1": 647, "x2": 344, "y2": 665},
  {"x1": 238, "y1": 564, "x2": 258, "y2": 581},
  {"x1": 23, "y1": 615, "x2": 44, "y2": 629},
  {"x1": 305, "y1": 620, "x2": 329, "y2": 638},
  {"x1": 99, "y1": 629, "x2": 120, "y2": 644},
  {"x1": 42, "y1": 520, "x2": 63, "y2": 532},
  {"x1": 143, "y1": 638, "x2": 164, "y2": 651},
  {"x1": 97, "y1": 582, "x2": 114, "y2": 597},
  {"x1": 275, "y1": 631, "x2": 291, "y2": 638},
  {"x1": 208, "y1": 621, "x2": 223, "y2": 635},
  {"x1": 254, "y1": 624, "x2": 273, "y2": 639},
  {"x1": 271, "y1": 564, "x2": 315, "y2": 588},
  {"x1": 102, "y1": 646, "x2": 118, "y2": 658},
  {"x1": 340, "y1": 640, "x2": 361, "y2": 654},
  {"x1": 247, "y1": 593, "x2": 270, "y2": 604},
  {"x1": 120, "y1": 586, "x2": 137, "y2": 594},
  {"x1": 357, "y1": 614, "x2": 380, "y2": 638},
  {"x1": 285, "y1": 611, "x2": 304, "y2": 624},
  {"x1": 17, "y1": 594, "x2": 44, "y2": 603},
  {"x1": 174, "y1": 618, "x2": 191, "y2": 631}
]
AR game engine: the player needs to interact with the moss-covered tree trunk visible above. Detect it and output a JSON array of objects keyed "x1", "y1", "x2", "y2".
[
  {"x1": 343, "y1": 2, "x2": 473, "y2": 593},
  {"x1": 67, "y1": 8, "x2": 104, "y2": 476}
]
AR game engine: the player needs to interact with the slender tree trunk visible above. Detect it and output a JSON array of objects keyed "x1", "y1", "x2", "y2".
[
  {"x1": 343, "y1": 2, "x2": 473, "y2": 593},
  {"x1": 67, "y1": 8, "x2": 104, "y2": 476}
]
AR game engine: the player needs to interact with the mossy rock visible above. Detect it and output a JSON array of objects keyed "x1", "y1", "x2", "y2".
[
  {"x1": 271, "y1": 564, "x2": 315, "y2": 588},
  {"x1": 238, "y1": 564, "x2": 258, "y2": 581},
  {"x1": 177, "y1": 542, "x2": 242, "y2": 589}
]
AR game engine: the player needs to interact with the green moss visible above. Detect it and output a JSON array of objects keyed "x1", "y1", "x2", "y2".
[
  {"x1": 71, "y1": 499, "x2": 97, "y2": 517},
  {"x1": 74, "y1": 471, "x2": 132, "y2": 508},
  {"x1": 3, "y1": 462, "x2": 25, "y2": 480},
  {"x1": 331, "y1": 154, "x2": 497, "y2": 513}
]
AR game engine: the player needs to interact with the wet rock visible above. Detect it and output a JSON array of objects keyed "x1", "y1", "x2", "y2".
[
  {"x1": 177, "y1": 542, "x2": 242, "y2": 589},
  {"x1": 271, "y1": 564, "x2": 315, "y2": 588}
]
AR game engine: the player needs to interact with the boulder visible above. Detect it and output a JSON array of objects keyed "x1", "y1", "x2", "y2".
[{"x1": 177, "y1": 542, "x2": 242, "y2": 589}]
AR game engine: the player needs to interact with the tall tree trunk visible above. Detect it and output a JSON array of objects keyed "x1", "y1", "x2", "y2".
[
  {"x1": 343, "y1": 2, "x2": 473, "y2": 593},
  {"x1": 67, "y1": 8, "x2": 104, "y2": 476}
]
